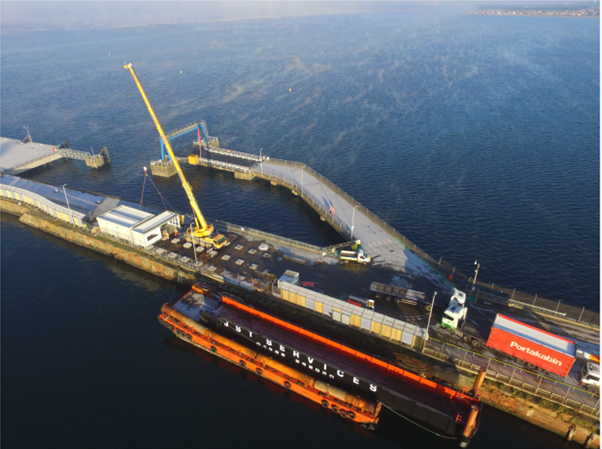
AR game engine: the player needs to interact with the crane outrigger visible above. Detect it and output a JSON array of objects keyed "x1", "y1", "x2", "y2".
[{"x1": 124, "y1": 63, "x2": 228, "y2": 249}]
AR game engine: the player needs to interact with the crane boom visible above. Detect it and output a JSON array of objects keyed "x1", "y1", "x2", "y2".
[{"x1": 124, "y1": 63, "x2": 213, "y2": 238}]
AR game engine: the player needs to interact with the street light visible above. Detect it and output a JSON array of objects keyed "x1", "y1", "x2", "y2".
[
  {"x1": 190, "y1": 222, "x2": 198, "y2": 269},
  {"x1": 472, "y1": 260, "x2": 480, "y2": 291},
  {"x1": 351, "y1": 205, "x2": 357, "y2": 238},
  {"x1": 24, "y1": 125, "x2": 38, "y2": 158},
  {"x1": 260, "y1": 148, "x2": 263, "y2": 176},
  {"x1": 425, "y1": 291, "x2": 437, "y2": 340},
  {"x1": 61, "y1": 184, "x2": 73, "y2": 224}
]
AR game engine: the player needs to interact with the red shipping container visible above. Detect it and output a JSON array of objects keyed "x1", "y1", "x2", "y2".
[{"x1": 487, "y1": 314, "x2": 576, "y2": 378}]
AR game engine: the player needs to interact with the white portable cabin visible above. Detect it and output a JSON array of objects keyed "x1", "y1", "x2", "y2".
[{"x1": 97, "y1": 205, "x2": 179, "y2": 247}]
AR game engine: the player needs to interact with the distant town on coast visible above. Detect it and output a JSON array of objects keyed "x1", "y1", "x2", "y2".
[{"x1": 473, "y1": 1, "x2": 599, "y2": 17}]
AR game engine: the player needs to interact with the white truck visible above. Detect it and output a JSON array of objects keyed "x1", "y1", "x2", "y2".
[
  {"x1": 580, "y1": 362, "x2": 600, "y2": 393},
  {"x1": 441, "y1": 289, "x2": 467, "y2": 330},
  {"x1": 339, "y1": 249, "x2": 371, "y2": 264},
  {"x1": 440, "y1": 289, "x2": 485, "y2": 349}
]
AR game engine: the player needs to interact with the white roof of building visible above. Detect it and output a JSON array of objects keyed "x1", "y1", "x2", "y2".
[
  {"x1": 98, "y1": 205, "x2": 153, "y2": 228},
  {"x1": 493, "y1": 314, "x2": 576, "y2": 356},
  {"x1": 113, "y1": 205, "x2": 153, "y2": 221},
  {"x1": 133, "y1": 210, "x2": 177, "y2": 234},
  {"x1": 98, "y1": 205, "x2": 177, "y2": 235},
  {"x1": 98, "y1": 212, "x2": 141, "y2": 228}
]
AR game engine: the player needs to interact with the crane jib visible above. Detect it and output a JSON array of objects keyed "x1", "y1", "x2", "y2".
[{"x1": 124, "y1": 63, "x2": 218, "y2": 241}]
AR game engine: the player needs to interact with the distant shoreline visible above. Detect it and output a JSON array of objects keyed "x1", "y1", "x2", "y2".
[{"x1": 473, "y1": 9, "x2": 599, "y2": 18}]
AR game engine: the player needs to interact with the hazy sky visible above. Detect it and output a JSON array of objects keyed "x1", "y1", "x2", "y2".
[
  {"x1": 3, "y1": 1, "x2": 591, "y2": 33},
  {"x1": 1, "y1": 1, "x2": 377, "y2": 32}
]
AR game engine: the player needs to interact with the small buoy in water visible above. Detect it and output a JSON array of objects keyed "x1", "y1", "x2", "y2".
[
  {"x1": 180, "y1": 71, "x2": 183, "y2": 74},
  {"x1": 109, "y1": 53, "x2": 111, "y2": 55},
  {"x1": 289, "y1": 88, "x2": 292, "y2": 92}
]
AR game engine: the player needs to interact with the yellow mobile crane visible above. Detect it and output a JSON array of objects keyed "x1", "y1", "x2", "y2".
[{"x1": 124, "y1": 63, "x2": 228, "y2": 249}]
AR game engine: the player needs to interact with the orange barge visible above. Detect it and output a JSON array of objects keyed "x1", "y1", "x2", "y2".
[
  {"x1": 158, "y1": 303, "x2": 382, "y2": 428},
  {"x1": 159, "y1": 283, "x2": 483, "y2": 446}
]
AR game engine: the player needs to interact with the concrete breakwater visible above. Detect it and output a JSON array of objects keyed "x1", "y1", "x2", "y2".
[{"x1": 1, "y1": 196, "x2": 599, "y2": 447}]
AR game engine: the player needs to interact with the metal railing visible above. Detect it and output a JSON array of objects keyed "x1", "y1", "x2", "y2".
[
  {"x1": 180, "y1": 156, "x2": 251, "y2": 173},
  {"x1": 212, "y1": 219, "x2": 326, "y2": 257},
  {"x1": 206, "y1": 146, "x2": 263, "y2": 162},
  {"x1": 166, "y1": 120, "x2": 208, "y2": 140},
  {"x1": 56, "y1": 148, "x2": 93, "y2": 161},
  {"x1": 424, "y1": 338, "x2": 600, "y2": 417},
  {"x1": 437, "y1": 257, "x2": 600, "y2": 329},
  {"x1": 150, "y1": 159, "x2": 173, "y2": 167}
]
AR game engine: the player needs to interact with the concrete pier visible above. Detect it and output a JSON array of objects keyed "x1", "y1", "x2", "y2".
[
  {"x1": 0, "y1": 137, "x2": 62, "y2": 175},
  {"x1": 1, "y1": 137, "x2": 110, "y2": 175},
  {"x1": 251, "y1": 159, "x2": 447, "y2": 286}
]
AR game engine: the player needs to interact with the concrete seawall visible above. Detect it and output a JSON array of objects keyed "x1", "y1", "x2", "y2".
[{"x1": 1, "y1": 198, "x2": 196, "y2": 286}]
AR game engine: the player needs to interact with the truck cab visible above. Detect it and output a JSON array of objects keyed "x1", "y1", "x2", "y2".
[
  {"x1": 449, "y1": 288, "x2": 466, "y2": 307},
  {"x1": 345, "y1": 294, "x2": 375, "y2": 310},
  {"x1": 357, "y1": 250, "x2": 371, "y2": 263},
  {"x1": 580, "y1": 362, "x2": 600, "y2": 393},
  {"x1": 442, "y1": 304, "x2": 467, "y2": 331},
  {"x1": 441, "y1": 289, "x2": 468, "y2": 332}
]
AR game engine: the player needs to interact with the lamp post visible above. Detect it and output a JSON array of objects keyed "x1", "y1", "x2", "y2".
[
  {"x1": 351, "y1": 205, "x2": 357, "y2": 238},
  {"x1": 423, "y1": 291, "x2": 437, "y2": 351},
  {"x1": 61, "y1": 184, "x2": 73, "y2": 224},
  {"x1": 190, "y1": 222, "x2": 198, "y2": 269},
  {"x1": 472, "y1": 260, "x2": 480, "y2": 291},
  {"x1": 260, "y1": 148, "x2": 263, "y2": 176},
  {"x1": 24, "y1": 125, "x2": 38, "y2": 158},
  {"x1": 425, "y1": 291, "x2": 437, "y2": 339}
]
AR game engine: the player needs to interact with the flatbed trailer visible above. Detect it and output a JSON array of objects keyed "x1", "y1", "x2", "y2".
[{"x1": 369, "y1": 282, "x2": 429, "y2": 307}]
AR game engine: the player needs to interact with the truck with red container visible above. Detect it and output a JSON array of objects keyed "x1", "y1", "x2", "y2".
[{"x1": 486, "y1": 314, "x2": 577, "y2": 378}]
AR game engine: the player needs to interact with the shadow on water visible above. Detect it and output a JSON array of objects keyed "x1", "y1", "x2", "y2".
[{"x1": 163, "y1": 336, "x2": 458, "y2": 448}]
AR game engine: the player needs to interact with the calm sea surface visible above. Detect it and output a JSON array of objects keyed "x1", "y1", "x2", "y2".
[{"x1": 1, "y1": 11, "x2": 599, "y2": 448}]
